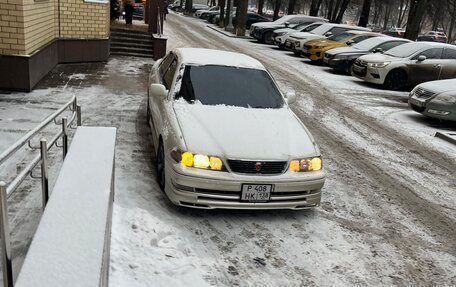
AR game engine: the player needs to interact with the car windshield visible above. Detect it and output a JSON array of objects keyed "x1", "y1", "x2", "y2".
[
  {"x1": 385, "y1": 42, "x2": 429, "y2": 58},
  {"x1": 353, "y1": 37, "x2": 388, "y2": 50},
  {"x1": 298, "y1": 22, "x2": 322, "y2": 32},
  {"x1": 274, "y1": 15, "x2": 296, "y2": 24},
  {"x1": 176, "y1": 65, "x2": 284, "y2": 109},
  {"x1": 328, "y1": 32, "x2": 353, "y2": 41},
  {"x1": 310, "y1": 24, "x2": 332, "y2": 35}
]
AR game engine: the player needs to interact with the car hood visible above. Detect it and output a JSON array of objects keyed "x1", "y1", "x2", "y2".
[
  {"x1": 307, "y1": 39, "x2": 339, "y2": 47},
  {"x1": 358, "y1": 53, "x2": 398, "y2": 63},
  {"x1": 417, "y1": 79, "x2": 456, "y2": 94},
  {"x1": 290, "y1": 32, "x2": 324, "y2": 41},
  {"x1": 326, "y1": 46, "x2": 366, "y2": 55},
  {"x1": 253, "y1": 22, "x2": 284, "y2": 29},
  {"x1": 173, "y1": 103, "x2": 318, "y2": 160},
  {"x1": 274, "y1": 27, "x2": 295, "y2": 34}
]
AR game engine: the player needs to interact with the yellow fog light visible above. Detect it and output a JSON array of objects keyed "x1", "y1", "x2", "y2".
[
  {"x1": 290, "y1": 160, "x2": 300, "y2": 172},
  {"x1": 181, "y1": 152, "x2": 194, "y2": 167},
  {"x1": 209, "y1": 157, "x2": 223, "y2": 170},
  {"x1": 193, "y1": 154, "x2": 210, "y2": 169},
  {"x1": 310, "y1": 157, "x2": 322, "y2": 171}
]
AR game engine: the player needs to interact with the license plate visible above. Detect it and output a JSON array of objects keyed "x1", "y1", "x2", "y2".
[
  {"x1": 241, "y1": 184, "x2": 272, "y2": 202},
  {"x1": 353, "y1": 65, "x2": 364, "y2": 73},
  {"x1": 410, "y1": 98, "x2": 424, "y2": 107}
]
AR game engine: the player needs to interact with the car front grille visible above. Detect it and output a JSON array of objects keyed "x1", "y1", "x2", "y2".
[
  {"x1": 413, "y1": 87, "x2": 435, "y2": 99},
  {"x1": 355, "y1": 58, "x2": 368, "y2": 67},
  {"x1": 304, "y1": 44, "x2": 312, "y2": 50},
  {"x1": 324, "y1": 53, "x2": 332, "y2": 59},
  {"x1": 227, "y1": 160, "x2": 287, "y2": 175}
]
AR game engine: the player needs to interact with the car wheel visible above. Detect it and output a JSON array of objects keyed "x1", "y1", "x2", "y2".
[
  {"x1": 156, "y1": 140, "x2": 165, "y2": 191},
  {"x1": 278, "y1": 43, "x2": 285, "y2": 50},
  {"x1": 384, "y1": 69, "x2": 407, "y2": 90},
  {"x1": 262, "y1": 31, "x2": 273, "y2": 44},
  {"x1": 293, "y1": 50, "x2": 302, "y2": 56}
]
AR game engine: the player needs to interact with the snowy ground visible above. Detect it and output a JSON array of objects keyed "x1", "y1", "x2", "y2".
[{"x1": 0, "y1": 12, "x2": 455, "y2": 287}]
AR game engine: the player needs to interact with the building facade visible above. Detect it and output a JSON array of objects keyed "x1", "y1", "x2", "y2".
[{"x1": 0, "y1": 0, "x2": 110, "y2": 91}]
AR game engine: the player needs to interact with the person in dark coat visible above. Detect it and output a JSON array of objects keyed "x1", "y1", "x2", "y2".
[{"x1": 124, "y1": 0, "x2": 134, "y2": 24}]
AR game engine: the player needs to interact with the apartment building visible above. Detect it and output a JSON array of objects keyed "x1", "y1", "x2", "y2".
[{"x1": 0, "y1": 0, "x2": 110, "y2": 91}]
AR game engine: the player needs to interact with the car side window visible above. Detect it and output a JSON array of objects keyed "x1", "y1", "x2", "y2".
[
  {"x1": 414, "y1": 48, "x2": 444, "y2": 60},
  {"x1": 442, "y1": 48, "x2": 456, "y2": 59},
  {"x1": 289, "y1": 17, "x2": 304, "y2": 24},
  {"x1": 159, "y1": 54, "x2": 174, "y2": 77},
  {"x1": 162, "y1": 59, "x2": 178, "y2": 90},
  {"x1": 376, "y1": 41, "x2": 404, "y2": 51},
  {"x1": 329, "y1": 27, "x2": 347, "y2": 36},
  {"x1": 352, "y1": 35, "x2": 371, "y2": 43}
]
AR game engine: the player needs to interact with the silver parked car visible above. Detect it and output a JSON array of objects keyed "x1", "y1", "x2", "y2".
[{"x1": 408, "y1": 79, "x2": 456, "y2": 121}]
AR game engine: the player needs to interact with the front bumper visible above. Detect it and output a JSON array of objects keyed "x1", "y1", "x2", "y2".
[
  {"x1": 352, "y1": 65, "x2": 386, "y2": 85},
  {"x1": 328, "y1": 58, "x2": 352, "y2": 73},
  {"x1": 409, "y1": 96, "x2": 456, "y2": 121},
  {"x1": 164, "y1": 161, "x2": 325, "y2": 210}
]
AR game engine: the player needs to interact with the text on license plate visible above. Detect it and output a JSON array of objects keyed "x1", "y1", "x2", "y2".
[{"x1": 241, "y1": 184, "x2": 272, "y2": 202}]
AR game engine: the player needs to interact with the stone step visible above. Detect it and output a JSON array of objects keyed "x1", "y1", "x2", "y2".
[
  {"x1": 110, "y1": 46, "x2": 153, "y2": 55},
  {"x1": 110, "y1": 29, "x2": 152, "y2": 39},
  {"x1": 111, "y1": 40, "x2": 152, "y2": 50},
  {"x1": 110, "y1": 36, "x2": 153, "y2": 45},
  {"x1": 110, "y1": 51, "x2": 154, "y2": 58}
]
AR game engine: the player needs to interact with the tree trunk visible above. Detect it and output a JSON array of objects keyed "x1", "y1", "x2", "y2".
[
  {"x1": 327, "y1": 0, "x2": 334, "y2": 20},
  {"x1": 404, "y1": 0, "x2": 427, "y2": 40},
  {"x1": 397, "y1": 0, "x2": 409, "y2": 27},
  {"x1": 383, "y1": 2, "x2": 391, "y2": 30},
  {"x1": 334, "y1": 0, "x2": 350, "y2": 23},
  {"x1": 219, "y1": 0, "x2": 226, "y2": 27},
  {"x1": 358, "y1": 0, "x2": 372, "y2": 27},
  {"x1": 309, "y1": 0, "x2": 323, "y2": 16},
  {"x1": 236, "y1": 0, "x2": 248, "y2": 36},
  {"x1": 273, "y1": 0, "x2": 282, "y2": 20},
  {"x1": 184, "y1": 0, "x2": 193, "y2": 15},
  {"x1": 258, "y1": 0, "x2": 265, "y2": 15},
  {"x1": 225, "y1": 0, "x2": 232, "y2": 27},
  {"x1": 448, "y1": 0, "x2": 456, "y2": 43},
  {"x1": 288, "y1": 0, "x2": 296, "y2": 14}
]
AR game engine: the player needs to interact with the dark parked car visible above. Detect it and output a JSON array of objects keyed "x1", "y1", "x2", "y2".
[
  {"x1": 324, "y1": 36, "x2": 410, "y2": 73},
  {"x1": 191, "y1": 4, "x2": 210, "y2": 13},
  {"x1": 250, "y1": 15, "x2": 328, "y2": 44},
  {"x1": 383, "y1": 27, "x2": 406, "y2": 38},
  {"x1": 417, "y1": 31, "x2": 448, "y2": 43},
  {"x1": 232, "y1": 12, "x2": 270, "y2": 29}
]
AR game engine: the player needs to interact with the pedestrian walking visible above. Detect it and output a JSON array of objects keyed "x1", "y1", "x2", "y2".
[
  {"x1": 163, "y1": 4, "x2": 168, "y2": 20},
  {"x1": 124, "y1": 0, "x2": 134, "y2": 24}
]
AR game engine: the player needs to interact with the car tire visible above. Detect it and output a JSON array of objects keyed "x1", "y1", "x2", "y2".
[
  {"x1": 156, "y1": 140, "x2": 166, "y2": 191},
  {"x1": 384, "y1": 69, "x2": 407, "y2": 90},
  {"x1": 278, "y1": 43, "x2": 285, "y2": 50},
  {"x1": 293, "y1": 50, "x2": 302, "y2": 56},
  {"x1": 262, "y1": 31, "x2": 273, "y2": 44}
]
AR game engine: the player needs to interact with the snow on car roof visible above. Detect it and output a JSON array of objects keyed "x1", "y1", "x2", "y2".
[{"x1": 175, "y1": 48, "x2": 265, "y2": 70}]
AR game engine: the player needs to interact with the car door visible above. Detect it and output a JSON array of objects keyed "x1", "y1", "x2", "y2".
[
  {"x1": 438, "y1": 47, "x2": 456, "y2": 79},
  {"x1": 150, "y1": 53, "x2": 178, "y2": 143},
  {"x1": 407, "y1": 48, "x2": 444, "y2": 85}
]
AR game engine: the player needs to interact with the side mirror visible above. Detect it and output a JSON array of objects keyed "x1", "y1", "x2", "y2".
[
  {"x1": 373, "y1": 47, "x2": 383, "y2": 53},
  {"x1": 285, "y1": 91, "x2": 296, "y2": 105},
  {"x1": 284, "y1": 21, "x2": 290, "y2": 27},
  {"x1": 346, "y1": 40, "x2": 354, "y2": 45},
  {"x1": 324, "y1": 32, "x2": 333, "y2": 37},
  {"x1": 149, "y1": 83, "x2": 167, "y2": 100},
  {"x1": 417, "y1": 55, "x2": 427, "y2": 62}
]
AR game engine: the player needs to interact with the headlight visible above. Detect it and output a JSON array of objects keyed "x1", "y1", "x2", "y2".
[
  {"x1": 173, "y1": 150, "x2": 225, "y2": 171},
  {"x1": 276, "y1": 32, "x2": 286, "y2": 36},
  {"x1": 368, "y1": 62, "x2": 390, "y2": 68},
  {"x1": 433, "y1": 93, "x2": 456, "y2": 104},
  {"x1": 335, "y1": 54, "x2": 358, "y2": 60},
  {"x1": 289, "y1": 157, "x2": 322, "y2": 172}
]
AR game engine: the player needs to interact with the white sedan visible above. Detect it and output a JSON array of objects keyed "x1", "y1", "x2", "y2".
[{"x1": 147, "y1": 48, "x2": 325, "y2": 209}]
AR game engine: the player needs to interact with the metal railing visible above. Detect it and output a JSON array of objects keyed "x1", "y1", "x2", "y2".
[{"x1": 0, "y1": 96, "x2": 81, "y2": 287}]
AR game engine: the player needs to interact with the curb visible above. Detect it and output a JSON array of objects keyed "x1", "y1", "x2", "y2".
[
  {"x1": 435, "y1": 131, "x2": 456, "y2": 145},
  {"x1": 206, "y1": 25, "x2": 251, "y2": 39}
]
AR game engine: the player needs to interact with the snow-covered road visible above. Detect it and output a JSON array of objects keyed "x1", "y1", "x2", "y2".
[
  {"x1": 110, "y1": 13, "x2": 456, "y2": 287},
  {"x1": 0, "y1": 12, "x2": 455, "y2": 287}
]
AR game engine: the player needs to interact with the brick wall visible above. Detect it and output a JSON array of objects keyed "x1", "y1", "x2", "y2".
[
  {"x1": 60, "y1": 0, "x2": 109, "y2": 39},
  {"x1": 0, "y1": 0, "x2": 109, "y2": 56}
]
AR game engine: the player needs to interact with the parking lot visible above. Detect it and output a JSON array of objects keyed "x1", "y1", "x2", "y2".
[{"x1": 0, "y1": 11, "x2": 455, "y2": 287}]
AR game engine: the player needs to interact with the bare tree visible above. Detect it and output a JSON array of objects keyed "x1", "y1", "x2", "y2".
[
  {"x1": 257, "y1": 0, "x2": 265, "y2": 15},
  {"x1": 236, "y1": 0, "x2": 248, "y2": 36},
  {"x1": 358, "y1": 0, "x2": 372, "y2": 27},
  {"x1": 309, "y1": 0, "x2": 323, "y2": 16},
  {"x1": 404, "y1": 0, "x2": 427, "y2": 40},
  {"x1": 273, "y1": 0, "x2": 282, "y2": 20},
  {"x1": 288, "y1": 0, "x2": 297, "y2": 14}
]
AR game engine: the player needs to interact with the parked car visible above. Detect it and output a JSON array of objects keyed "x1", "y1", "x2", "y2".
[
  {"x1": 207, "y1": 8, "x2": 236, "y2": 23},
  {"x1": 147, "y1": 48, "x2": 325, "y2": 209},
  {"x1": 408, "y1": 79, "x2": 456, "y2": 121},
  {"x1": 133, "y1": 1, "x2": 144, "y2": 20},
  {"x1": 191, "y1": 4, "x2": 209, "y2": 13},
  {"x1": 286, "y1": 23, "x2": 371, "y2": 56},
  {"x1": 250, "y1": 15, "x2": 328, "y2": 44},
  {"x1": 324, "y1": 36, "x2": 411, "y2": 73},
  {"x1": 352, "y1": 42, "x2": 456, "y2": 90},
  {"x1": 416, "y1": 31, "x2": 448, "y2": 43},
  {"x1": 302, "y1": 31, "x2": 382, "y2": 63},
  {"x1": 232, "y1": 12, "x2": 270, "y2": 29},
  {"x1": 274, "y1": 22, "x2": 325, "y2": 49},
  {"x1": 195, "y1": 6, "x2": 219, "y2": 18},
  {"x1": 383, "y1": 27, "x2": 406, "y2": 38}
]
